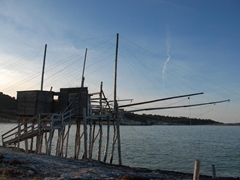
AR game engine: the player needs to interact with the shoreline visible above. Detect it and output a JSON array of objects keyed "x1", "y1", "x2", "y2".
[
  {"x1": 1, "y1": 121, "x2": 240, "y2": 126},
  {"x1": 0, "y1": 147, "x2": 239, "y2": 180}
]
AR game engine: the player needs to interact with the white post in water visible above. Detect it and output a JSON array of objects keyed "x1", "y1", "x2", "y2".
[{"x1": 193, "y1": 160, "x2": 200, "y2": 180}]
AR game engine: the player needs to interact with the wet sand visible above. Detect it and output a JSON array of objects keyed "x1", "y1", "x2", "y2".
[{"x1": 0, "y1": 147, "x2": 239, "y2": 180}]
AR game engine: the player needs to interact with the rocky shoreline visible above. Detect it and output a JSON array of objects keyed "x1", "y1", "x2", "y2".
[{"x1": 0, "y1": 147, "x2": 239, "y2": 180}]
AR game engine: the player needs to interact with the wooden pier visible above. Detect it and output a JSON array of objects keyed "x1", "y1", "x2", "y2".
[{"x1": 1, "y1": 84, "x2": 122, "y2": 164}]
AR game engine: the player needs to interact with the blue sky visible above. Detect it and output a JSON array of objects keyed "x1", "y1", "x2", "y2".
[{"x1": 0, "y1": 0, "x2": 240, "y2": 123}]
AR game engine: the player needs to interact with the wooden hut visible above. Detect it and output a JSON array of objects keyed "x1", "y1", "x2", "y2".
[{"x1": 17, "y1": 90, "x2": 54, "y2": 117}]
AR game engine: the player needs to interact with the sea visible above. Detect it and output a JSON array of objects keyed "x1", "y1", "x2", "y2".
[{"x1": 0, "y1": 123, "x2": 239, "y2": 178}]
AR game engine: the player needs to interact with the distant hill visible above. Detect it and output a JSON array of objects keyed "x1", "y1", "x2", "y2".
[
  {"x1": 0, "y1": 92, "x2": 17, "y2": 121},
  {"x1": 123, "y1": 112, "x2": 223, "y2": 125}
]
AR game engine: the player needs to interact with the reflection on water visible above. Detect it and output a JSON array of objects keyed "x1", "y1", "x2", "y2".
[{"x1": 0, "y1": 124, "x2": 239, "y2": 177}]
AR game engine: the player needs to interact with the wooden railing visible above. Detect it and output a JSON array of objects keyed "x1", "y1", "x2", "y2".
[
  {"x1": 2, "y1": 114, "x2": 39, "y2": 147},
  {"x1": 1, "y1": 113, "x2": 54, "y2": 147},
  {"x1": 1, "y1": 108, "x2": 77, "y2": 147}
]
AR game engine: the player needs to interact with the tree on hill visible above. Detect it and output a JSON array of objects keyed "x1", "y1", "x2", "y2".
[
  {"x1": 123, "y1": 112, "x2": 222, "y2": 125},
  {"x1": 0, "y1": 92, "x2": 17, "y2": 120}
]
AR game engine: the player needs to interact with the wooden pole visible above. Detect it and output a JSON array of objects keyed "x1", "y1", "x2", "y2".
[
  {"x1": 83, "y1": 108, "x2": 88, "y2": 159},
  {"x1": 44, "y1": 132, "x2": 48, "y2": 154},
  {"x1": 76, "y1": 121, "x2": 82, "y2": 159},
  {"x1": 113, "y1": 33, "x2": 122, "y2": 165},
  {"x1": 119, "y1": 92, "x2": 204, "y2": 108},
  {"x1": 36, "y1": 115, "x2": 41, "y2": 154},
  {"x1": 212, "y1": 164, "x2": 216, "y2": 179},
  {"x1": 97, "y1": 82, "x2": 103, "y2": 161},
  {"x1": 81, "y1": 48, "x2": 87, "y2": 88},
  {"x1": 103, "y1": 116, "x2": 110, "y2": 162},
  {"x1": 97, "y1": 119, "x2": 102, "y2": 161},
  {"x1": 125, "y1": 99, "x2": 230, "y2": 113},
  {"x1": 73, "y1": 121, "x2": 80, "y2": 159},
  {"x1": 90, "y1": 121, "x2": 96, "y2": 159},
  {"x1": 55, "y1": 129, "x2": 61, "y2": 156},
  {"x1": 41, "y1": 44, "x2": 47, "y2": 91},
  {"x1": 110, "y1": 121, "x2": 117, "y2": 164},
  {"x1": 64, "y1": 124, "x2": 71, "y2": 157},
  {"x1": 30, "y1": 120, "x2": 35, "y2": 153},
  {"x1": 193, "y1": 160, "x2": 200, "y2": 180},
  {"x1": 17, "y1": 118, "x2": 21, "y2": 150},
  {"x1": 88, "y1": 119, "x2": 92, "y2": 159},
  {"x1": 60, "y1": 126, "x2": 65, "y2": 156},
  {"x1": 23, "y1": 119, "x2": 29, "y2": 153},
  {"x1": 48, "y1": 129, "x2": 54, "y2": 155}
]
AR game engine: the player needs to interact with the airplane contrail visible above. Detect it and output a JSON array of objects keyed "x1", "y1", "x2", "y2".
[{"x1": 162, "y1": 25, "x2": 171, "y2": 83}]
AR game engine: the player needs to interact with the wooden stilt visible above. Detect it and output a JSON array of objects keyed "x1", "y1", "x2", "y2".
[
  {"x1": 36, "y1": 115, "x2": 41, "y2": 154},
  {"x1": 76, "y1": 120, "x2": 82, "y2": 159},
  {"x1": 64, "y1": 124, "x2": 71, "y2": 157},
  {"x1": 97, "y1": 119, "x2": 102, "y2": 161},
  {"x1": 90, "y1": 121, "x2": 96, "y2": 158},
  {"x1": 103, "y1": 116, "x2": 110, "y2": 162},
  {"x1": 30, "y1": 120, "x2": 35, "y2": 153},
  {"x1": 44, "y1": 132, "x2": 48, "y2": 154},
  {"x1": 73, "y1": 120, "x2": 80, "y2": 159},
  {"x1": 83, "y1": 108, "x2": 87, "y2": 159},
  {"x1": 60, "y1": 126, "x2": 65, "y2": 156},
  {"x1": 97, "y1": 82, "x2": 103, "y2": 161},
  {"x1": 39, "y1": 133, "x2": 43, "y2": 154},
  {"x1": 48, "y1": 129, "x2": 54, "y2": 155},
  {"x1": 110, "y1": 121, "x2": 117, "y2": 164},
  {"x1": 55, "y1": 129, "x2": 61, "y2": 156},
  {"x1": 17, "y1": 118, "x2": 21, "y2": 151},
  {"x1": 24, "y1": 119, "x2": 29, "y2": 153},
  {"x1": 89, "y1": 119, "x2": 92, "y2": 159}
]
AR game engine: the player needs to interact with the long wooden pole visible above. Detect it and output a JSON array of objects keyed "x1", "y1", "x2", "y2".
[
  {"x1": 113, "y1": 33, "x2": 122, "y2": 165},
  {"x1": 41, "y1": 44, "x2": 47, "y2": 91},
  {"x1": 124, "y1": 99, "x2": 230, "y2": 113},
  {"x1": 119, "y1": 92, "x2": 204, "y2": 108},
  {"x1": 81, "y1": 48, "x2": 88, "y2": 88}
]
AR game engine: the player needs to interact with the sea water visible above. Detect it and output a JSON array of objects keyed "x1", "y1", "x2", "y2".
[{"x1": 0, "y1": 124, "x2": 239, "y2": 177}]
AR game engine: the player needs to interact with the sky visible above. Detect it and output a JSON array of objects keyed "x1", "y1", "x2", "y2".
[{"x1": 0, "y1": 0, "x2": 240, "y2": 123}]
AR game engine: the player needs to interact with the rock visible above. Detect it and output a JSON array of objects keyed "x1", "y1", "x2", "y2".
[
  {"x1": 60, "y1": 173, "x2": 70, "y2": 180},
  {"x1": 28, "y1": 170, "x2": 35, "y2": 175}
]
